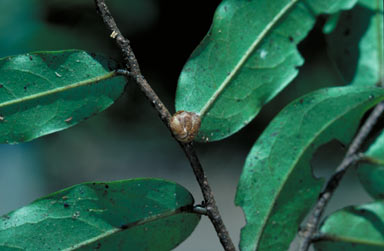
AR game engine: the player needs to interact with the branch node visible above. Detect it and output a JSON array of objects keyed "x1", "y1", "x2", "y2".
[
  {"x1": 94, "y1": 1, "x2": 235, "y2": 250},
  {"x1": 299, "y1": 101, "x2": 384, "y2": 251}
]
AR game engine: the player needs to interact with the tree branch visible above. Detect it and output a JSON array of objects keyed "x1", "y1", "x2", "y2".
[
  {"x1": 94, "y1": 1, "x2": 236, "y2": 250},
  {"x1": 299, "y1": 101, "x2": 384, "y2": 251}
]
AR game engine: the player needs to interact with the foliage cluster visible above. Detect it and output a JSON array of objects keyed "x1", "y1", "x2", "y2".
[{"x1": 0, "y1": 0, "x2": 383, "y2": 250}]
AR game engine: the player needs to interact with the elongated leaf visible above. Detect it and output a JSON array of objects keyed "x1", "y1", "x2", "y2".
[
  {"x1": 314, "y1": 201, "x2": 384, "y2": 251},
  {"x1": 357, "y1": 129, "x2": 384, "y2": 199},
  {"x1": 235, "y1": 86, "x2": 384, "y2": 251},
  {"x1": 0, "y1": 50, "x2": 126, "y2": 144},
  {"x1": 175, "y1": 0, "x2": 357, "y2": 142},
  {"x1": 0, "y1": 178, "x2": 200, "y2": 250},
  {"x1": 326, "y1": 0, "x2": 384, "y2": 86}
]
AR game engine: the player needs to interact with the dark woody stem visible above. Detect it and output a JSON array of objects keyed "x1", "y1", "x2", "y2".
[
  {"x1": 94, "y1": 1, "x2": 236, "y2": 250},
  {"x1": 299, "y1": 101, "x2": 384, "y2": 251}
]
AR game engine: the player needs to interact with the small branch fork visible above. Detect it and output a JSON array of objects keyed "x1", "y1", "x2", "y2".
[
  {"x1": 299, "y1": 101, "x2": 384, "y2": 251},
  {"x1": 94, "y1": 1, "x2": 235, "y2": 250}
]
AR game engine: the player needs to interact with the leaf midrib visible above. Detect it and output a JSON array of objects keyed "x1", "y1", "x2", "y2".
[
  {"x1": 199, "y1": 0, "x2": 300, "y2": 116},
  {"x1": 64, "y1": 207, "x2": 188, "y2": 250},
  {"x1": 318, "y1": 233, "x2": 384, "y2": 247},
  {"x1": 249, "y1": 90, "x2": 384, "y2": 249},
  {"x1": 0, "y1": 71, "x2": 117, "y2": 109}
]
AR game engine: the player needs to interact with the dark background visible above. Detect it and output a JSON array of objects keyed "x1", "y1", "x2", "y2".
[{"x1": 0, "y1": 0, "x2": 373, "y2": 250}]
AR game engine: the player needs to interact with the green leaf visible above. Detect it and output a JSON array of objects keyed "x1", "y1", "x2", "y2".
[
  {"x1": 314, "y1": 201, "x2": 384, "y2": 251},
  {"x1": 235, "y1": 86, "x2": 384, "y2": 251},
  {"x1": 175, "y1": 0, "x2": 357, "y2": 142},
  {"x1": 326, "y1": 0, "x2": 384, "y2": 86},
  {"x1": 357, "y1": 129, "x2": 384, "y2": 199},
  {"x1": 0, "y1": 178, "x2": 200, "y2": 250},
  {"x1": 323, "y1": 12, "x2": 341, "y2": 34},
  {"x1": 0, "y1": 50, "x2": 126, "y2": 144}
]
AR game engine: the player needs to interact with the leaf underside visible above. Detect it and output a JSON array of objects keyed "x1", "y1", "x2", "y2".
[
  {"x1": 175, "y1": 0, "x2": 357, "y2": 142},
  {"x1": 0, "y1": 50, "x2": 126, "y2": 144},
  {"x1": 326, "y1": 0, "x2": 384, "y2": 86},
  {"x1": 314, "y1": 201, "x2": 384, "y2": 251},
  {"x1": 0, "y1": 178, "x2": 200, "y2": 250},
  {"x1": 235, "y1": 86, "x2": 384, "y2": 251}
]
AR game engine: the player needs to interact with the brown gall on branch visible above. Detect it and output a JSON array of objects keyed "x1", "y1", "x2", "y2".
[
  {"x1": 95, "y1": 1, "x2": 235, "y2": 250},
  {"x1": 299, "y1": 101, "x2": 384, "y2": 251},
  {"x1": 170, "y1": 111, "x2": 201, "y2": 143}
]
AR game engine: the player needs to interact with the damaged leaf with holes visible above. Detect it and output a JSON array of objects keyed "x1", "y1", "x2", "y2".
[
  {"x1": 175, "y1": 0, "x2": 358, "y2": 142},
  {"x1": 314, "y1": 201, "x2": 384, "y2": 250},
  {"x1": 0, "y1": 49, "x2": 126, "y2": 144},
  {"x1": 0, "y1": 178, "x2": 200, "y2": 250},
  {"x1": 235, "y1": 86, "x2": 384, "y2": 251},
  {"x1": 357, "y1": 129, "x2": 384, "y2": 199}
]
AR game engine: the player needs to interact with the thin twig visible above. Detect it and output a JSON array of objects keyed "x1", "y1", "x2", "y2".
[
  {"x1": 94, "y1": 1, "x2": 236, "y2": 250},
  {"x1": 299, "y1": 101, "x2": 384, "y2": 251}
]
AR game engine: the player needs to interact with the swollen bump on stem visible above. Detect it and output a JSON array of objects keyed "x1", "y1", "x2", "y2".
[
  {"x1": 170, "y1": 111, "x2": 201, "y2": 143},
  {"x1": 94, "y1": 1, "x2": 235, "y2": 249}
]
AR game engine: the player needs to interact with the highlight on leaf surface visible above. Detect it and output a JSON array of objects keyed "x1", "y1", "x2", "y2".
[
  {"x1": 0, "y1": 178, "x2": 200, "y2": 250},
  {"x1": 235, "y1": 86, "x2": 384, "y2": 251},
  {"x1": 314, "y1": 201, "x2": 384, "y2": 251},
  {"x1": 175, "y1": 0, "x2": 358, "y2": 142},
  {"x1": 357, "y1": 129, "x2": 384, "y2": 199},
  {"x1": 0, "y1": 49, "x2": 126, "y2": 144}
]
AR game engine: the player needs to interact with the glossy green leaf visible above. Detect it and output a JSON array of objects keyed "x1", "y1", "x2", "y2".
[
  {"x1": 0, "y1": 178, "x2": 200, "y2": 250},
  {"x1": 175, "y1": 0, "x2": 357, "y2": 142},
  {"x1": 357, "y1": 129, "x2": 384, "y2": 199},
  {"x1": 326, "y1": 0, "x2": 384, "y2": 86},
  {"x1": 235, "y1": 86, "x2": 384, "y2": 251},
  {"x1": 0, "y1": 50, "x2": 126, "y2": 144},
  {"x1": 314, "y1": 201, "x2": 384, "y2": 251}
]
